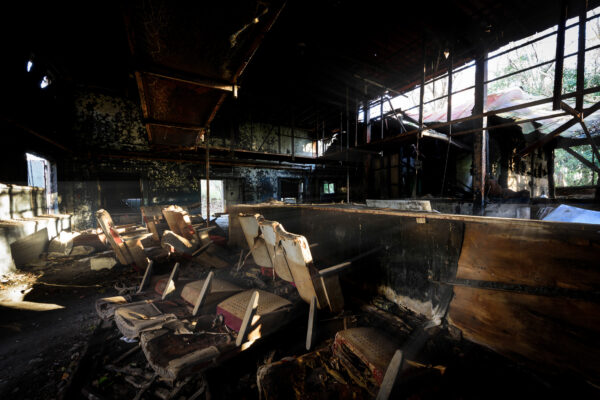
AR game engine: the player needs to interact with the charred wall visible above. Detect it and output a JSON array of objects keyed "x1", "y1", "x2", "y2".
[
  {"x1": 230, "y1": 204, "x2": 463, "y2": 319},
  {"x1": 56, "y1": 90, "x2": 312, "y2": 229}
]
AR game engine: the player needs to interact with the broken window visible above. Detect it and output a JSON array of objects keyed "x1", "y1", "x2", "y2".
[
  {"x1": 26, "y1": 152, "x2": 57, "y2": 213},
  {"x1": 323, "y1": 182, "x2": 335, "y2": 194}
]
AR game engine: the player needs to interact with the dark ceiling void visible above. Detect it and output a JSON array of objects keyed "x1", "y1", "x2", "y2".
[{"x1": 2, "y1": 0, "x2": 598, "y2": 154}]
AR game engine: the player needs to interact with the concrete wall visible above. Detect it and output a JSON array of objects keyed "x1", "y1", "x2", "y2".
[{"x1": 0, "y1": 183, "x2": 71, "y2": 274}]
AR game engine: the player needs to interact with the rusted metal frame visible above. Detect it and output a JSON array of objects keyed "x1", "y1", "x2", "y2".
[
  {"x1": 485, "y1": 58, "x2": 555, "y2": 85},
  {"x1": 346, "y1": 87, "x2": 350, "y2": 204},
  {"x1": 134, "y1": 72, "x2": 153, "y2": 142},
  {"x1": 380, "y1": 98, "x2": 384, "y2": 139},
  {"x1": 564, "y1": 147, "x2": 600, "y2": 174},
  {"x1": 473, "y1": 46, "x2": 488, "y2": 213},
  {"x1": 142, "y1": 69, "x2": 236, "y2": 92},
  {"x1": 388, "y1": 84, "x2": 475, "y2": 117},
  {"x1": 204, "y1": 2, "x2": 286, "y2": 144},
  {"x1": 340, "y1": 110, "x2": 344, "y2": 151},
  {"x1": 143, "y1": 119, "x2": 204, "y2": 131},
  {"x1": 355, "y1": 97, "x2": 358, "y2": 147},
  {"x1": 576, "y1": 1, "x2": 588, "y2": 112},
  {"x1": 232, "y1": 1, "x2": 287, "y2": 82},
  {"x1": 413, "y1": 39, "x2": 426, "y2": 198},
  {"x1": 377, "y1": 85, "x2": 600, "y2": 146},
  {"x1": 0, "y1": 116, "x2": 71, "y2": 153},
  {"x1": 518, "y1": 100, "x2": 600, "y2": 157},
  {"x1": 205, "y1": 131, "x2": 210, "y2": 226},
  {"x1": 560, "y1": 101, "x2": 600, "y2": 162},
  {"x1": 257, "y1": 124, "x2": 277, "y2": 151},
  {"x1": 421, "y1": 130, "x2": 470, "y2": 150},
  {"x1": 386, "y1": 97, "x2": 406, "y2": 132},
  {"x1": 554, "y1": 2, "x2": 568, "y2": 110},
  {"x1": 488, "y1": 31, "x2": 559, "y2": 63},
  {"x1": 440, "y1": 48, "x2": 454, "y2": 196},
  {"x1": 451, "y1": 112, "x2": 569, "y2": 137},
  {"x1": 95, "y1": 152, "x2": 312, "y2": 170},
  {"x1": 291, "y1": 108, "x2": 295, "y2": 160},
  {"x1": 353, "y1": 74, "x2": 405, "y2": 97}
]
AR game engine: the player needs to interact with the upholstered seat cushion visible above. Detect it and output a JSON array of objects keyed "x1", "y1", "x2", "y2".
[{"x1": 217, "y1": 289, "x2": 292, "y2": 332}]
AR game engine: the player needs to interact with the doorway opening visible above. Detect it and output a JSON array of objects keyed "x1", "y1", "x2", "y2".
[
  {"x1": 26, "y1": 152, "x2": 57, "y2": 213},
  {"x1": 279, "y1": 178, "x2": 303, "y2": 203},
  {"x1": 200, "y1": 179, "x2": 225, "y2": 219}
]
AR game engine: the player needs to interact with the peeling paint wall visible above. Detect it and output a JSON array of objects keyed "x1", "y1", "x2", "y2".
[{"x1": 73, "y1": 91, "x2": 150, "y2": 152}]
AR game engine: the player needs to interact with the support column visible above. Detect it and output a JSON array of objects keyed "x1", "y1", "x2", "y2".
[{"x1": 473, "y1": 46, "x2": 488, "y2": 214}]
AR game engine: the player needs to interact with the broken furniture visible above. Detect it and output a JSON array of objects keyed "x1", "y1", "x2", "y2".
[
  {"x1": 96, "y1": 209, "x2": 153, "y2": 269},
  {"x1": 140, "y1": 288, "x2": 296, "y2": 381},
  {"x1": 237, "y1": 213, "x2": 273, "y2": 270},
  {"x1": 161, "y1": 205, "x2": 213, "y2": 255},
  {"x1": 94, "y1": 260, "x2": 192, "y2": 320},
  {"x1": 138, "y1": 222, "x2": 381, "y2": 381},
  {"x1": 114, "y1": 263, "x2": 243, "y2": 339},
  {"x1": 140, "y1": 205, "x2": 171, "y2": 241},
  {"x1": 258, "y1": 218, "x2": 294, "y2": 281}
]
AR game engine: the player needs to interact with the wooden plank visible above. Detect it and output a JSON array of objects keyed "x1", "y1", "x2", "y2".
[
  {"x1": 456, "y1": 222, "x2": 600, "y2": 291},
  {"x1": 447, "y1": 286, "x2": 600, "y2": 380}
]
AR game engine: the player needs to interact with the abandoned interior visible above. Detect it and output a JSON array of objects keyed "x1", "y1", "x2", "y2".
[{"x1": 1, "y1": 0, "x2": 600, "y2": 398}]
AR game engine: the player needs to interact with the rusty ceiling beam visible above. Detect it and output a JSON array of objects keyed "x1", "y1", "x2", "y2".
[
  {"x1": 143, "y1": 119, "x2": 204, "y2": 131},
  {"x1": 141, "y1": 68, "x2": 238, "y2": 93}
]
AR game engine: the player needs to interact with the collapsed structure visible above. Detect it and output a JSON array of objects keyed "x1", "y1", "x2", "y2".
[{"x1": 1, "y1": 1, "x2": 599, "y2": 399}]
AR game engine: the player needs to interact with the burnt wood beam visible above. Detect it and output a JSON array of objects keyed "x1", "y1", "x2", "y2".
[
  {"x1": 473, "y1": 45, "x2": 488, "y2": 213},
  {"x1": 517, "y1": 100, "x2": 600, "y2": 157},
  {"x1": 560, "y1": 101, "x2": 600, "y2": 162},
  {"x1": 564, "y1": 147, "x2": 600, "y2": 174},
  {"x1": 576, "y1": 0, "x2": 588, "y2": 112}
]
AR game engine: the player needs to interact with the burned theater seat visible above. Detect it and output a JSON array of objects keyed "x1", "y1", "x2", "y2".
[
  {"x1": 140, "y1": 289, "x2": 295, "y2": 381},
  {"x1": 238, "y1": 213, "x2": 273, "y2": 270},
  {"x1": 332, "y1": 327, "x2": 399, "y2": 388},
  {"x1": 258, "y1": 219, "x2": 294, "y2": 281},
  {"x1": 161, "y1": 205, "x2": 213, "y2": 255},
  {"x1": 94, "y1": 261, "x2": 195, "y2": 320},
  {"x1": 137, "y1": 224, "x2": 381, "y2": 381},
  {"x1": 96, "y1": 209, "x2": 154, "y2": 268},
  {"x1": 140, "y1": 205, "x2": 171, "y2": 241},
  {"x1": 95, "y1": 261, "x2": 166, "y2": 320},
  {"x1": 113, "y1": 265, "x2": 243, "y2": 339}
]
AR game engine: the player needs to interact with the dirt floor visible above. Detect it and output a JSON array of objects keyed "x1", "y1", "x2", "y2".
[{"x1": 0, "y1": 257, "x2": 144, "y2": 399}]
